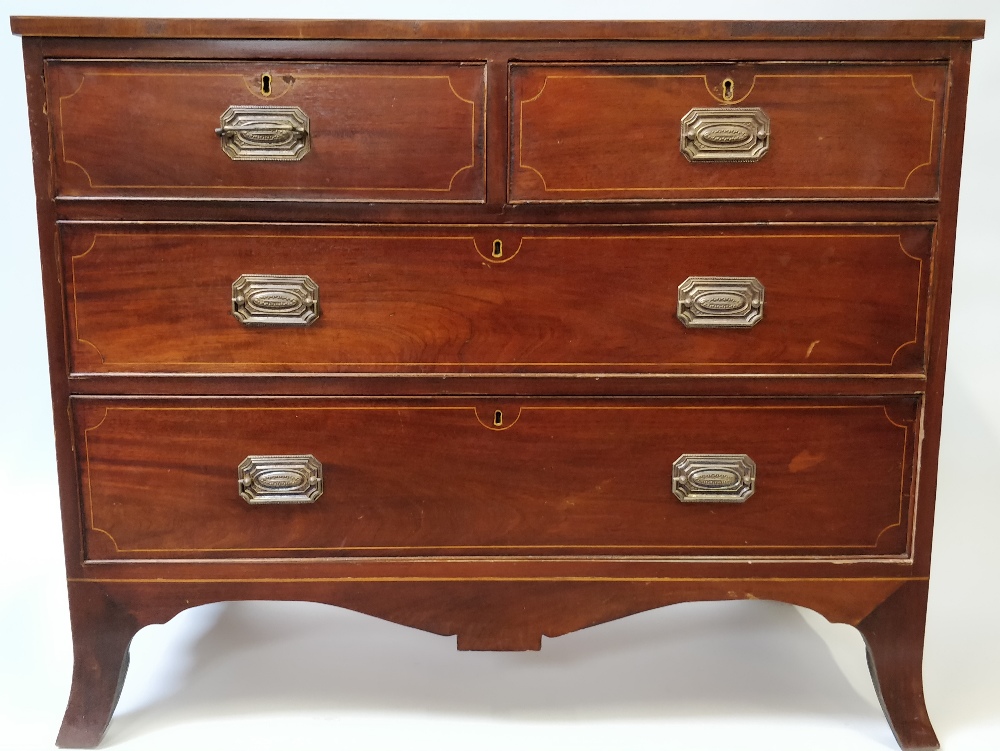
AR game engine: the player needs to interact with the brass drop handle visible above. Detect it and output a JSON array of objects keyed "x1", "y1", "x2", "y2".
[
  {"x1": 672, "y1": 454, "x2": 756, "y2": 503},
  {"x1": 232, "y1": 274, "x2": 320, "y2": 327},
  {"x1": 215, "y1": 122, "x2": 307, "y2": 136},
  {"x1": 238, "y1": 455, "x2": 324, "y2": 505},
  {"x1": 216, "y1": 104, "x2": 310, "y2": 161},
  {"x1": 677, "y1": 276, "x2": 764, "y2": 328},
  {"x1": 680, "y1": 107, "x2": 770, "y2": 162}
]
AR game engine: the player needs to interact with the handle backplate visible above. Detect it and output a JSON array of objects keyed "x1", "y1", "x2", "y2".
[
  {"x1": 232, "y1": 273, "x2": 319, "y2": 327},
  {"x1": 672, "y1": 454, "x2": 756, "y2": 503},
  {"x1": 681, "y1": 107, "x2": 770, "y2": 162},
  {"x1": 238, "y1": 454, "x2": 324, "y2": 505},
  {"x1": 216, "y1": 105, "x2": 310, "y2": 161},
  {"x1": 677, "y1": 276, "x2": 764, "y2": 328}
]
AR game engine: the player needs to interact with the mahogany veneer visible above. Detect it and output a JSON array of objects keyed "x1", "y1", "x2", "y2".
[
  {"x1": 76, "y1": 398, "x2": 916, "y2": 560},
  {"x1": 63, "y1": 224, "x2": 931, "y2": 374},
  {"x1": 511, "y1": 62, "x2": 946, "y2": 201},
  {"x1": 48, "y1": 60, "x2": 486, "y2": 201},
  {"x1": 12, "y1": 16, "x2": 983, "y2": 750}
]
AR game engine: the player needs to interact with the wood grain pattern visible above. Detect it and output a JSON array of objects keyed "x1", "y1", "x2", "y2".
[
  {"x1": 63, "y1": 224, "x2": 930, "y2": 374},
  {"x1": 48, "y1": 60, "x2": 485, "y2": 201},
  {"x1": 11, "y1": 16, "x2": 986, "y2": 41},
  {"x1": 908, "y1": 41, "x2": 976, "y2": 581},
  {"x1": 55, "y1": 582, "x2": 136, "y2": 749},
  {"x1": 75, "y1": 397, "x2": 916, "y2": 560},
  {"x1": 512, "y1": 63, "x2": 945, "y2": 201},
  {"x1": 12, "y1": 18, "x2": 980, "y2": 750},
  {"x1": 65, "y1": 373, "x2": 928, "y2": 399},
  {"x1": 53, "y1": 576, "x2": 915, "y2": 745},
  {"x1": 858, "y1": 580, "x2": 940, "y2": 751},
  {"x1": 51, "y1": 194, "x2": 945, "y2": 225}
]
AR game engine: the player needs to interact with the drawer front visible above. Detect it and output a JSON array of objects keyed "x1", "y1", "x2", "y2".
[
  {"x1": 47, "y1": 60, "x2": 485, "y2": 201},
  {"x1": 63, "y1": 224, "x2": 930, "y2": 375},
  {"x1": 510, "y1": 63, "x2": 946, "y2": 201},
  {"x1": 75, "y1": 398, "x2": 916, "y2": 561}
]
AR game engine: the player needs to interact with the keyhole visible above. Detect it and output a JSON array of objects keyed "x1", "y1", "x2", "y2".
[
  {"x1": 722, "y1": 78, "x2": 734, "y2": 101},
  {"x1": 261, "y1": 73, "x2": 272, "y2": 96},
  {"x1": 492, "y1": 239, "x2": 503, "y2": 258},
  {"x1": 494, "y1": 410, "x2": 503, "y2": 427}
]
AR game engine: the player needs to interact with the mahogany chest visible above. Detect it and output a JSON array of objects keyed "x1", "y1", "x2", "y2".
[{"x1": 11, "y1": 16, "x2": 984, "y2": 749}]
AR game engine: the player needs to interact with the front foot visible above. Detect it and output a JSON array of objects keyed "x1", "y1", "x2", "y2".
[
  {"x1": 857, "y1": 580, "x2": 939, "y2": 751},
  {"x1": 56, "y1": 582, "x2": 139, "y2": 748}
]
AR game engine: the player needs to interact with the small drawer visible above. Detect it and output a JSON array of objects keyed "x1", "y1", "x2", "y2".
[
  {"x1": 63, "y1": 223, "x2": 931, "y2": 375},
  {"x1": 510, "y1": 62, "x2": 946, "y2": 201},
  {"x1": 75, "y1": 397, "x2": 917, "y2": 561},
  {"x1": 47, "y1": 60, "x2": 485, "y2": 202}
]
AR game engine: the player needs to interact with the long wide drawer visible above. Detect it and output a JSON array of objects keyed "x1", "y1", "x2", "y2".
[
  {"x1": 46, "y1": 60, "x2": 485, "y2": 202},
  {"x1": 510, "y1": 62, "x2": 946, "y2": 201},
  {"x1": 63, "y1": 224, "x2": 931, "y2": 375},
  {"x1": 75, "y1": 397, "x2": 917, "y2": 561}
]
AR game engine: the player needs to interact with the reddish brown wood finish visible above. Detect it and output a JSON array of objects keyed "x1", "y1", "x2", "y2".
[
  {"x1": 13, "y1": 16, "x2": 982, "y2": 751},
  {"x1": 858, "y1": 580, "x2": 940, "y2": 751},
  {"x1": 909, "y1": 42, "x2": 975, "y2": 581},
  {"x1": 56, "y1": 582, "x2": 138, "y2": 749},
  {"x1": 55, "y1": 576, "x2": 917, "y2": 745},
  {"x1": 511, "y1": 63, "x2": 946, "y2": 201},
  {"x1": 10, "y1": 16, "x2": 986, "y2": 41},
  {"x1": 63, "y1": 224, "x2": 930, "y2": 375},
  {"x1": 47, "y1": 60, "x2": 486, "y2": 201},
  {"x1": 52, "y1": 195, "x2": 946, "y2": 225},
  {"x1": 66, "y1": 373, "x2": 928, "y2": 399},
  {"x1": 75, "y1": 397, "x2": 916, "y2": 560}
]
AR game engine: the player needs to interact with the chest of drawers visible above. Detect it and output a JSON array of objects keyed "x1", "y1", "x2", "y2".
[{"x1": 12, "y1": 16, "x2": 983, "y2": 749}]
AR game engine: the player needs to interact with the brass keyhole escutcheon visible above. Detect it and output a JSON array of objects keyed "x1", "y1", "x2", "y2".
[
  {"x1": 261, "y1": 72, "x2": 273, "y2": 96},
  {"x1": 492, "y1": 239, "x2": 503, "y2": 258},
  {"x1": 494, "y1": 410, "x2": 503, "y2": 427},
  {"x1": 722, "y1": 78, "x2": 735, "y2": 101}
]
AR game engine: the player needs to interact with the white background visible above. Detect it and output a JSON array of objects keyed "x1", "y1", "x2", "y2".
[{"x1": 0, "y1": 1, "x2": 997, "y2": 750}]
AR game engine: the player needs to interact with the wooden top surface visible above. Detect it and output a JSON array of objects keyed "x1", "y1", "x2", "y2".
[{"x1": 9, "y1": 16, "x2": 985, "y2": 41}]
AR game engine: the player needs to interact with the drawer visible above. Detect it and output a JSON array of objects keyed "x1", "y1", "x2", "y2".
[
  {"x1": 63, "y1": 224, "x2": 930, "y2": 375},
  {"x1": 510, "y1": 63, "x2": 946, "y2": 201},
  {"x1": 47, "y1": 60, "x2": 485, "y2": 202},
  {"x1": 75, "y1": 397, "x2": 917, "y2": 561}
]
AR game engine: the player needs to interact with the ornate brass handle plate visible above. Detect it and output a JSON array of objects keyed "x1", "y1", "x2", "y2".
[
  {"x1": 677, "y1": 276, "x2": 765, "y2": 328},
  {"x1": 232, "y1": 274, "x2": 319, "y2": 326},
  {"x1": 216, "y1": 105, "x2": 310, "y2": 161},
  {"x1": 238, "y1": 454, "x2": 324, "y2": 505},
  {"x1": 680, "y1": 107, "x2": 770, "y2": 162},
  {"x1": 672, "y1": 454, "x2": 756, "y2": 503}
]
